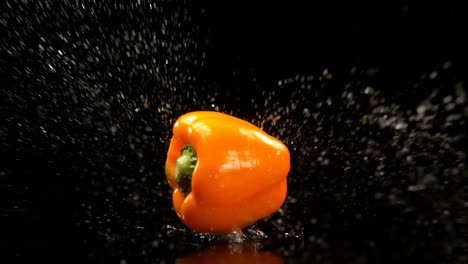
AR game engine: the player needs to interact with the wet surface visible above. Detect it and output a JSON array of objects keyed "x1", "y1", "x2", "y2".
[{"x1": 1, "y1": 1, "x2": 467, "y2": 263}]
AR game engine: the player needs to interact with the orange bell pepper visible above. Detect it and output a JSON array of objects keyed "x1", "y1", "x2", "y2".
[{"x1": 165, "y1": 111, "x2": 290, "y2": 234}]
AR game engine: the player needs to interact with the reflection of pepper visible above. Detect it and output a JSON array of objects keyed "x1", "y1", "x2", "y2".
[
  {"x1": 175, "y1": 243, "x2": 283, "y2": 264},
  {"x1": 165, "y1": 111, "x2": 290, "y2": 234}
]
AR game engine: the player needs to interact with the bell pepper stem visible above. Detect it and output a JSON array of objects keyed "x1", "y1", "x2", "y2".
[{"x1": 174, "y1": 144, "x2": 197, "y2": 196}]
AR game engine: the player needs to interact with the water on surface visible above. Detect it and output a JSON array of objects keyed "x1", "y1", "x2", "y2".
[{"x1": 1, "y1": 1, "x2": 466, "y2": 263}]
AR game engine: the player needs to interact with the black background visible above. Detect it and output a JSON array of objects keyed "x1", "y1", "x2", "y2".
[
  {"x1": 1, "y1": 1, "x2": 466, "y2": 263},
  {"x1": 201, "y1": 2, "x2": 465, "y2": 96}
]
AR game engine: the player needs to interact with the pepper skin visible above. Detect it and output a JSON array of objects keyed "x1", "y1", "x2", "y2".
[{"x1": 165, "y1": 111, "x2": 290, "y2": 234}]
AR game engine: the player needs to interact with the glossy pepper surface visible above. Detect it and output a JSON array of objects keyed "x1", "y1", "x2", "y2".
[{"x1": 165, "y1": 111, "x2": 290, "y2": 234}]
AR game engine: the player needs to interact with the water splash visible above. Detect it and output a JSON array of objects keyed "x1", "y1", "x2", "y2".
[{"x1": 2, "y1": 0, "x2": 466, "y2": 262}]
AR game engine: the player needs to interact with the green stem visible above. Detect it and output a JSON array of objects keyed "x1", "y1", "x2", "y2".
[{"x1": 174, "y1": 144, "x2": 197, "y2": 196}]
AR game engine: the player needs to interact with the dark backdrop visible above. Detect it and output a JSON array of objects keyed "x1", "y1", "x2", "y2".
[{"x1": 1, "y1": 1, "x2": 466, "y2": 263}]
